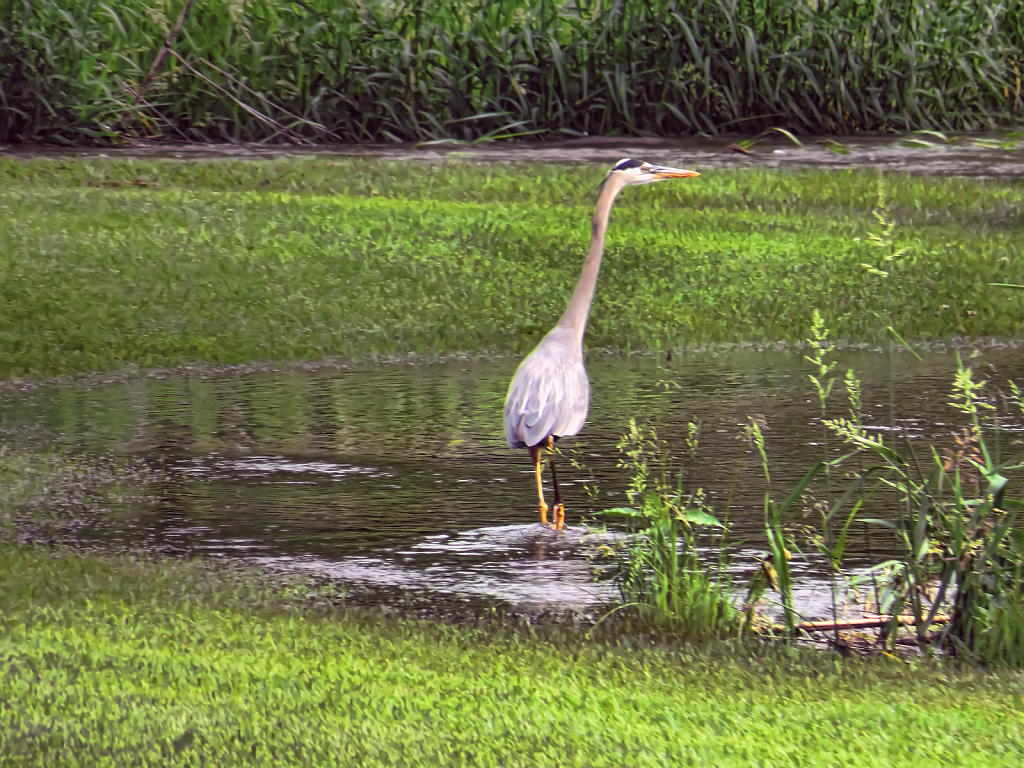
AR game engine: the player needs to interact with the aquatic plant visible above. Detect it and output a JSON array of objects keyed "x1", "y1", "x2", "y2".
[
  {"x1": 0, "y1": 447, "x2": 161, "y2": 543},
  {"x1": 2, "y1": 0, "x2": 1023, "y2": 144},
  {"x1": 604, "y1": 338, "x2": 1024, "y2": 663},
  {"x1": 738, "y1": 413, "x2": 849, "y2": 638},
  {"x1": 821, "y1": 357, "x2": 1024, "y2": 666},
  {"x1": 598, "y1": 420, "x2": 740, "y2": 640},
  {"x1": 729, "y1": 303, "x2": 1024, "y2": 662},
  {"x1": 802, "y1": 310, "x2": 845, "y2": 640}
]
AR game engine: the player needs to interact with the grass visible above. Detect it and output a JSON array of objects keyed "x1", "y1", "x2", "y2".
[
  {"x1": 1, "y1": 156, "x2": 1022, "y2": 378},
  {"x1": 2, "y1": 542, "x2": 1024, "y2": 766},
  {"x1": 2, "y1": 1, "x2": 1022, "y2": 144}
]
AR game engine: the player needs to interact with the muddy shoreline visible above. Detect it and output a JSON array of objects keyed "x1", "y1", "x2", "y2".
[{"x1": 5, "y1": 133, "x2": 1024, "y2": 179}]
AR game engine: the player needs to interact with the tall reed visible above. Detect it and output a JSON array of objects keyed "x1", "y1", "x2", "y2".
[{"x1": 2, "y1": 1, "x2": 1022, "y2": 144}]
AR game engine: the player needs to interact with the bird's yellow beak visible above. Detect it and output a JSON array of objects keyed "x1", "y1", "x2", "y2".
[{"x1": 650, "y1": 165, "x2": 700, "y2": 179}]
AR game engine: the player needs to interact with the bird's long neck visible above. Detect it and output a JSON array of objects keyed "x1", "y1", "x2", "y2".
[{"x1": 557, "y1": 174, "x2": 626, "y2": 343}]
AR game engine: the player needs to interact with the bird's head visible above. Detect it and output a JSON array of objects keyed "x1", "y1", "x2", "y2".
[{"x1": 606, "y1": 158, "x2": 700, "y2": 186}]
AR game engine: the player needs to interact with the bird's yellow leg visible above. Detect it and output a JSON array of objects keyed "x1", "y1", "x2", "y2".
[
  {"x1": 553, "y1": 503, "x2": 565, "y2": 531},
  {"x1": 546, "y1": 437, "x2": 566, "y2": 531},
  {"x1": 530, "y1": 445, "x2": 549, "y2": 527}
]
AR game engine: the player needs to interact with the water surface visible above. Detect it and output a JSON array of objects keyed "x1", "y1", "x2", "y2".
[{"x1": 4, "y1": 345, "x2": 1023, "y2": 618}]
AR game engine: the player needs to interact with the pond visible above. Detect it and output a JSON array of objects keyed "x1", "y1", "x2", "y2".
[{"x1": 4, "y1": 343, "x2": 1022, "y2": 619}]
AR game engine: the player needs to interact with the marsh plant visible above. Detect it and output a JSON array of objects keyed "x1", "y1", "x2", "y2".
[
  {"x1": 601, "y1": 300, "x2": 1024, "y2": 665},
  {"x1": 740, "y1": 314, "x2": 1024, "y2": 664},
  {"x1": 736, "y1": 410, "x2": 861, "y2": 638},
  {"x1": 598, "y1": 419, "x2": 740, "y2": 640},
  {"x1": 819, "y1": 358, "x2": 1024, "y2": 665},
  {"x1": 3, "y1": 0, "x2": 1023, "y2": 144}
]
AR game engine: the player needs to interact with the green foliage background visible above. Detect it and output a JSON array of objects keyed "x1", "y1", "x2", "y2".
[{"x1": 1, "y1": 0, "x2": 1022, "y2": 144}]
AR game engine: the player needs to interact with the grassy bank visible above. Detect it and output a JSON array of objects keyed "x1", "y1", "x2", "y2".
[
  {"x1": 2, "y1": 543, "x2": 1023, "y2": 766},
  {"x1": 1, "y1": 157, "x2": 1021, "y2": 377},
  {"x1": 2, "y1": 0, "x2": 1022, "y2": 144}
]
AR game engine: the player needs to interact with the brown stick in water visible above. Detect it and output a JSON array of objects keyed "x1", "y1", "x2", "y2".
[{"x1": 796, "y1": 614, "x2": 950, "y2": 632}]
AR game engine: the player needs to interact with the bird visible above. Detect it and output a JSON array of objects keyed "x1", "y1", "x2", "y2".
[{"x1": 502, "y1": 158, "x2": 700, "y2": 530}]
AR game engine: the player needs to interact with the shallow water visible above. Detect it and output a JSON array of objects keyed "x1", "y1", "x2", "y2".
[
  {"x1": 5, "y1": 134, "x2": 1024, "y2": 180},
  {"x1": 4, "y1": 344, "x2": 1023, "y2": 618}
]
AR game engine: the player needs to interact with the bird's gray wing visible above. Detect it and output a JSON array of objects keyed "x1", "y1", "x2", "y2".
[{"x1": 503, "y1": 335, "x2": 590, "y2": 449}]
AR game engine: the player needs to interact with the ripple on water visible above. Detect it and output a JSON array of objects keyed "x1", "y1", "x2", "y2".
[{"x1": 3, "y1": 347, "x2": 1024, "y2": 618}]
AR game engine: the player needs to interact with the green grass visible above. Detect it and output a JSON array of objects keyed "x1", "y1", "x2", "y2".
[
  {"x1": 2, "y1": 1, "x2": 1022, "y2": 143},
  {"x1": 1, "y1": 156, "x2": 1022, "y2": 377},
  {"x1": 2, "y1": 543, "x2": 1024, "y2": 766}
]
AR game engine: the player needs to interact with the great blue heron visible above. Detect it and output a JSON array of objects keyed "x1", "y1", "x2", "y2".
[{"x1": 503, "y1": 158, "x2": 700, "y2": 530}]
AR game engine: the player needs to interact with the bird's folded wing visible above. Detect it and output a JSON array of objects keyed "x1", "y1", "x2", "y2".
[{"x1": 503, "y1": 350, "x2": 589, "y2": 449}]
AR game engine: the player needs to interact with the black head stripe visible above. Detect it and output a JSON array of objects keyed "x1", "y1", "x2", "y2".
[{"x1": 611, "y1": 158, "x2": 644, "y2": 171}]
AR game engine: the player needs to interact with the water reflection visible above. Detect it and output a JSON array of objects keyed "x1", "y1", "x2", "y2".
[{"x1": 2, "y1": 345, "x2": 1023, "y2": 617}]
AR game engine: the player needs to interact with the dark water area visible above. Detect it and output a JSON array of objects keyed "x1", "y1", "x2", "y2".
[
  {"x1": 5, "y1": 134, "x2": 1024, "y2": 180},
  {"x1": 4, "y1": 344, "x2": 1024, "y2": 618}
]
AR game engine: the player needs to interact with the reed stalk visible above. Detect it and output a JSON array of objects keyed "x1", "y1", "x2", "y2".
[{"x1": 2, "y1": 0, "x2": 1022, "y2": 144}]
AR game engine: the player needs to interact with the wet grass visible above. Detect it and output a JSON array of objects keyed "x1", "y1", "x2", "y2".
[
  {"x1": 0, "y1": 447, "x2": 161, "y2": 545},
  {"x1": 1, "y1": 156, "x2": 1022, "y2": 377},
  {"x1": 2, "y1": 542, "x2": 1024, "y2": 766}
]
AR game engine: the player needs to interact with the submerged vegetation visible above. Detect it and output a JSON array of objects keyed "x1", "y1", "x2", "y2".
[
  {"x1": 0, "y1": 447, "x2": 160, "y2": 544},
  {"x1": 1, "y1": 156, "x2": 1022, "y2": 377},
  {"x1": 2, "y1": 0, "x2": 1023, "y2": 144}
]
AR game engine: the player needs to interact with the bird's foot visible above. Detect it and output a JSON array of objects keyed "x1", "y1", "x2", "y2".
[
  {"x1": 552, "y1": 503, "x2": 565, "y2": 531},
  {"x1": 538, "y1": 502, "x2": 550, "y2": 528}
]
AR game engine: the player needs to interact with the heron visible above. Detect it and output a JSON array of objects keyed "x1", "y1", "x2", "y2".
[{"x1": 502, "y1": 158, "x2": 700, "y2": 530}]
